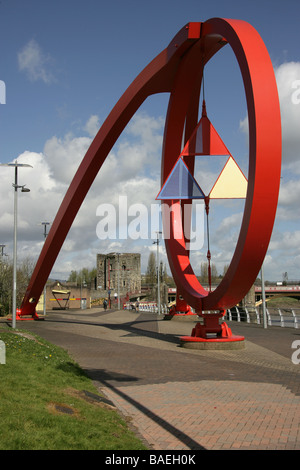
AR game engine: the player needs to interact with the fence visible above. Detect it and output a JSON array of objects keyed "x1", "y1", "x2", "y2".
[
  {"x1": 226, "y1": 306, "x2": 300, "y2": 329},
  {"x1": 123, "y1": 301, "x2": 169, "y2": 314},
  {"x1": 124, "y1": 301, "x2": 300, "y2": 328}
]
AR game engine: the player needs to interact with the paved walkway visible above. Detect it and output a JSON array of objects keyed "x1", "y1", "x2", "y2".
[{"x1": 12, "y1": 308, "x2": 300, "y2": 450}]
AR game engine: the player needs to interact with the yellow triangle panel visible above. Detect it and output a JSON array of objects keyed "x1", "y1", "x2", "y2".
[{"x1": 209, "y1": 157, "x2": 248, "y2": 199}]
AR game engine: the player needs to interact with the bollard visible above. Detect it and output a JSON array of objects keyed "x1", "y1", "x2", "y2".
[
  {"x1": 0, "y1": 340, "x2": 6, "y2": 364},
  {"x1": 292, "y1": 310, "x2": 299, "y2": 329},
  {"x1": 255, "y1": 307, "x2": 261, "y2": 324}
]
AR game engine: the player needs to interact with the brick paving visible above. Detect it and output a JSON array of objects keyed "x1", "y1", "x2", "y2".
[{"x1": 10, "y1": 308, "x2": 300, "y2": 450}]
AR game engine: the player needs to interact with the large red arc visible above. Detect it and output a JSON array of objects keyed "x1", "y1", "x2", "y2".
[
  {"x1": 162, "y1": 18, "x2": 281, "y2": 312},
  {"x1": 20, "y1": 19, "x2": 281, "y2": 317}
]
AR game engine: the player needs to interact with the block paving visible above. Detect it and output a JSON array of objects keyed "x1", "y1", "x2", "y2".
[{"x1": 9, "y1": 308, "x2": 300, "y2": 450}]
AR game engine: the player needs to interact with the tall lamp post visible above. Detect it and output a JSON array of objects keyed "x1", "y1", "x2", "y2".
[
  {"x1": 41, "y1": 222, "x2": 50, "y2": 316},
  {"x1": 0, "y1": 162, "x2": 32, "y2": 328},
  {"x1": 261, "y1": 263, "x2": 267, "y2": 329},
  {"x1": 153, "y1": 231, "x2": 162, "y2": 315},
  {"x1": 117, "y1": 253, "x2": 120, "y2": 311}
]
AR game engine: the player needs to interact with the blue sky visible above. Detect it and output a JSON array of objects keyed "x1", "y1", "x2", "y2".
[{"x1": 0, "y1": 0, "x2": 299, "y2": 284}]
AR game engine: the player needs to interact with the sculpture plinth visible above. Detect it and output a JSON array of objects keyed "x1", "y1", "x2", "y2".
[{"x1": 180, "y1": 311, "x2": 245, "y2": 349}]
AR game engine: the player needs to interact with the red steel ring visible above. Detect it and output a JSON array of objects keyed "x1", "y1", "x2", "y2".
[{"x1": 161, "y1": 18, "x2": 281, "y2": 312}]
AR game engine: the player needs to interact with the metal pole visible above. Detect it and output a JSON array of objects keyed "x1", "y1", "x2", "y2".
[
  {"x1": 155, "y1": 231, "x2": 162, "y2": 315},
  {"x1": 42, "y1": 222, "x2": 50, "y2": 316},
  {"x1": 157, "y1": 235, "x2": 160, "y2": 315},
  {"x1": 261, "y1": 264, "x2": 267, "y2": 328},
  {"x1": 0, "y1": 162, "x2": 32, "y2": 327},
  {"x1": 117, "y1": 253, "x2": 120, "y2": 310},
  {"x1": 12, "y1": 166, "x2": 18, "y2": 329},
  {"x1": 80, "y1": 274, "x2": 83, "y2": 309}
]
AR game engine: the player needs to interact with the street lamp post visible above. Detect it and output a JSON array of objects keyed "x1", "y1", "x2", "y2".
[
  {"x1": 261, "y1": 264, "x2": 267, "y2": 329},
  {"x1": 117, "y1": 253, "x2": 120, "y2": 311},
  {"x1": 0, "y1": 162, "x2": 32, "y2": 328},
  {"x1": 153, "y1": 231, "x2": 162, "y2": 315},
  {"x1": 41, "y1": 222, "x2": 50, "y2": 316}
]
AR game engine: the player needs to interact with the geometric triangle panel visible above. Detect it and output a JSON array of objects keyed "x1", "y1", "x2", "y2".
[
  {"x1": 181, "y1": 104, "x2": 231, "y2": 157},
  {"x1": 156, "y1": 157, "x2": 206, "y2": 200},
  {"x1": 209, "y1": 156, "x2": 248, "y2": 199}
]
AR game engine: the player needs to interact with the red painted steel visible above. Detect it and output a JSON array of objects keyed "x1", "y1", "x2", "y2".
[
  {"x1": 20, "y1": 19, "x2": 281, "y2": 322},
  {"x1": 162, "y1": 18, "x2": 281, "y2": 316},
  {"x1": 20, "y1": 23, "x2": 202, "y2": 316}
]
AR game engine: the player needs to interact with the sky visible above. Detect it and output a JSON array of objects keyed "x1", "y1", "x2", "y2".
[{"x1": 0, "y1": 0, "x2": 299, "y2": 284}]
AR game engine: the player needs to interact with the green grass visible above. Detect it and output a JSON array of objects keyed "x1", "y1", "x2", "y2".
[
  {"x1": 267, "y1": 296, "x2": 300, "y2": 307},
  {"x1": 0, "y1": 326, "x2": 147, "y2": 450}
]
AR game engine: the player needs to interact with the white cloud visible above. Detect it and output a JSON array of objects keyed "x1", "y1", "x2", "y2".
[
  {"x1": 18, "y1": 39, "x2": 56, "y2": 84},
  {"x1": 275, "y1": 62, "x2": 300, "y2": 165},
  {"x1": 237, "y1": 61, "x2": 300, "y2": 280},
  {"x1": 240, "y1": 61, "x2": 300, "y2": 167},
  {"x1": 43, "y1": 134, "x2": 91, "y2": 185},
  {"x1": 277, "y1": 179, "x2": 300, "y2": 221},
  {"x1": 0, "y1": 112, "x2": 164, "y2": 278},
  {"x1": 269, "y1": 230, "x2": 300, "y2": 253},
  {"x1": 84, "y1": 115, "x2": 100, "y2": 138}
]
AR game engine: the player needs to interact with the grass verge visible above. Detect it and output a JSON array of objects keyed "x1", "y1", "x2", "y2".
[{"x1": 0, "y1": 326, "x2": 147, "y2": 450}]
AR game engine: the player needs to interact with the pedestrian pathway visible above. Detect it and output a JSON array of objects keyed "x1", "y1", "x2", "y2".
[{"x1": 12, "y1": 308, "x2": 300, "y2": 450}]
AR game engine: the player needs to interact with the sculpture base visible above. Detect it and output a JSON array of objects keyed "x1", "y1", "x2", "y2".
[
  {"x1": 8, "y1": 309, "x2": 43, "y2": 322},
  {"x1": 180, "y1": 314, "x2": 245, "y2": 349},
  {"x1": 163, "y1": 312, "x2": 198, "y2": 321},
  {"x1": 180, "y1": 334, "x2": 245, "y2": 350}
]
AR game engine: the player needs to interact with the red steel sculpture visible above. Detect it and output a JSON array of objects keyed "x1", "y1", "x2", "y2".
[{"x1": 20, "y1": 19, "x2": 281, "y2": 346}]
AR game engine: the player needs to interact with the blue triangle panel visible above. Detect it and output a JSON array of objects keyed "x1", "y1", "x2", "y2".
[{"x1": 157, "y1": 157, "x2": 205, "y2": 200}]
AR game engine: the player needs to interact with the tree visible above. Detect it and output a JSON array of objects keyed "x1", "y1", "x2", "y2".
[
  {"x1": 67, "y1": 267, "x2": 97, "y2": 288},
  {"x1": 68, "y1": 270, "x2": 78, "y2": 283},
  {"x1": 199, "y1": 261, "x2": 218, "y2": 285},
  {"x1": 223, "y1": 264, "x2": 229, "y2": 277},
  {"x1": 146, "y1": 252, "x2": 156, "y2": 286},
  {"x1": 0, "y1": 257, "x2": 12, "y2": 316},
  {"x1": 0, "y1": 256, "x2": 35, "y2": 316},
  {"x1": 161, "y1": 262, "x2": 168, "y2": 283}
]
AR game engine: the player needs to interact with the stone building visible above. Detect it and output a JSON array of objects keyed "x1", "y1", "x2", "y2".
[{"x1": 97, "y1": 253, "x2": 141, "y2": 301}]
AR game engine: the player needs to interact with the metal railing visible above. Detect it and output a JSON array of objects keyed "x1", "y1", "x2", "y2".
[
  {"x1": 124, "y1": 301, "x2": 169, "y2": 314},
  {"x1": 128, "y1": 302, "x2": 300, "y2": 328},
  {"x1": 226, "y1": 306, "x2": 300, "y2": 329}
]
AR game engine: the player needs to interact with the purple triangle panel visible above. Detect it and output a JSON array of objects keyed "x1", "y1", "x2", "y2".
[{"x1": 157, "y1": 158, "x2": 205, "y2": 200}]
